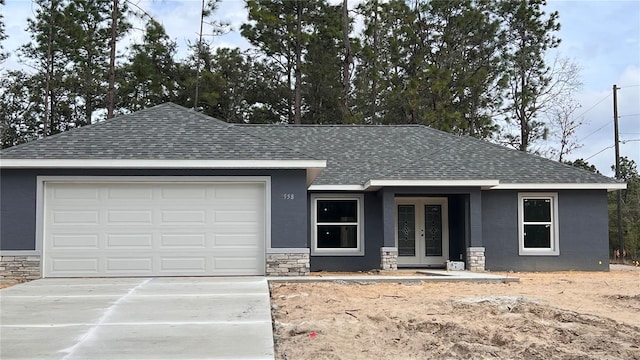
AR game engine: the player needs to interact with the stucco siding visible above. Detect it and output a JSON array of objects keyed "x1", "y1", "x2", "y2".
[
  {"x1": 482, "y1": 190, "x2": 609, "y2": 271},
  {"x1": 0, "y1": 168, "x2": 308, "y2": 252}
]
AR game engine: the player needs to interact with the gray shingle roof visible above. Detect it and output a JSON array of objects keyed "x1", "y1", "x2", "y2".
[
  {"x1": 239, "y1": 124, "x2": 619, "y2": 185},
  {"x1": 0, "y1": 103, "x2": 315, "y2": 160},
  {"x1": 1, "y1": 103, "x2": 619, "y2": 186}
]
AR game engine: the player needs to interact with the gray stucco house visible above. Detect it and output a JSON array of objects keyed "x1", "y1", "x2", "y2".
[{"x1": 0, "y1": 103, "x2": 625, "y2": 280}]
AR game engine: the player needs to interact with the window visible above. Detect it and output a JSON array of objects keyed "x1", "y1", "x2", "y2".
[
  {"x1": 311, "y1": 195, "x2": 364, "y2": 256},
  {"x1": 518, "y1": 193, "x2": 559, "y2": 256}
]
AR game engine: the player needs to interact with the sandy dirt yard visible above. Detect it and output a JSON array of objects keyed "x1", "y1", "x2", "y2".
[{"x1": 270, "y1": 267, "x2": 640, "y2": 359}]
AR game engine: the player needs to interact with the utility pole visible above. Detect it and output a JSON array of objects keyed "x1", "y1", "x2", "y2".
[
  {"x1": 613, "y1": 84, "x2": 623, "y2": 263},
  {"x1": 194, "y1": 0, "x2": 205, "y2": 109}
]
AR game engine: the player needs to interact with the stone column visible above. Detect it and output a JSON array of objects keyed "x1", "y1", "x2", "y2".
[
  {"x1": 266, "y1": 248, "x2": 310, "y2": 276},
  {"x1": 380, "y1": 247, "x2": 398, "y2": 271},
  {"x1": 466, "y1": 247, "x2": 486, "y2": 272}
]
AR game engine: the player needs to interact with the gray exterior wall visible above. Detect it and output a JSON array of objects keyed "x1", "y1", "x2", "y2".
[
  {"x1": 482, "y1": 190, "x2": 610, "y2": 271},
  {"x1": 309, "y1": 191, "x2": 384, "y2": 271},
  {"x1": 0, "y1": 168, "x2": 308, "y2": 251},
  {"x1": 309, "y1": 189, "x2": 474, "y2": 272}
]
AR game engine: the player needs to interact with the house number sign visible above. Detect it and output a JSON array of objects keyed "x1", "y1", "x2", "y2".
[{"x1": 281, "y1": 193, "x2": 295, "y2": 200}]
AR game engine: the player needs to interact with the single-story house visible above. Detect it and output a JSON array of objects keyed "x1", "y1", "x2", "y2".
[{"x1": 0, "y1": 103, "x2": 625, "y2": 280}]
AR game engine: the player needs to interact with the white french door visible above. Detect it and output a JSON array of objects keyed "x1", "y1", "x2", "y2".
[{"x1": 395, "y1": 197, "x2": 449, "y2": 267}]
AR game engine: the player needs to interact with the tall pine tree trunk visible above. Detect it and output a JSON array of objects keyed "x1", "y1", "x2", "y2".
[
  {"x1": 107, "y1": 0, "x2": 118, "y2": 119},
  {"x1": 44, "y1": 0, "x2": 55, "y2": 136},
  {"x1": 341, "y1": 0, "x2": 351, "y2": 122},
  {"x1": 294, "y1": 1, "x2": 302, "y2": 124}
]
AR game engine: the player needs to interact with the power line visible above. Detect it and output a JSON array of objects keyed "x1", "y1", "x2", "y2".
[
  {"x1": 621, "y1": 138, "x2": 640, "y2": 143},
  {"x1": 619, "y1": 113, "x2": 640, "y2": 118},
  {"x1": 574, "y1": 93, "x2": 611, "y2": 122},
  {"x1": 579, "y1": 122, "x2": 611, "y2": 142},
  {"x1": 585, "y1": 144, "x2": 615, "y2": 161},
  {"x1": 618, "y1": 84, "x2": 640, "y2": 89}
]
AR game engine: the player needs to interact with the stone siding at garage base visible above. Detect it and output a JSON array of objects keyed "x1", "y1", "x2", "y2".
[
  {"x1": 266, "y1": 249, "x2": 310, "y2": 276},
  {"x1": 1, "y1": 255, "x2": 41, "y2": 281}
]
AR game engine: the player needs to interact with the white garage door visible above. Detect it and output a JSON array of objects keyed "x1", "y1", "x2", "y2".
[{"x1": 43, "y1": 181, "x2": 266, "y2": 277}]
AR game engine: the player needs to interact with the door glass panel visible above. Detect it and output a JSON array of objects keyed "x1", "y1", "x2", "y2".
[
  {"x1": 424, "y1": 204, "x2": 442, "y2": 256},
  {"x1": 397, "y1": 205, "x2": 415, "y2": 256}
]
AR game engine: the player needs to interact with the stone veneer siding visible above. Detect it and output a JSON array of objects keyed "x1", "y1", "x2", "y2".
[
  {"x1": 266, "y1": 249, "x2": 310, "y2": 276},
  {"x1": 380, "y1": 247, "x2": 398, "y2": 271},
  {"x1": 1, "y1": 255, "x2": 41, "y2": 281},
  {"x1": 466, "y1": 247, "x2": 486, "y2": 272}
]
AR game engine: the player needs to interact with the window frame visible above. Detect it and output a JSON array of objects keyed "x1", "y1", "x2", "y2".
[
  {"x1": 311, "y1": 194, "x2": 364, "y2": 256},
  {"x1": 518, "y1": 192, "x2": 560, "y2": 256}
]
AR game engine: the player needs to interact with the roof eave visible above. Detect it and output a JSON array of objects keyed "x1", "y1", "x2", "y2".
[
  {"x1": 491, "y1": 183, "x2": 627, "y2": 192},
  {"x1": 0, "y1": 159, "x2": 327, "y2": 185}
]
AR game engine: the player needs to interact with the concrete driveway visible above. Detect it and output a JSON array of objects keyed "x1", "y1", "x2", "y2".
[{"x1": 0, "y1": 277, "x2": 274, "y2": 359}]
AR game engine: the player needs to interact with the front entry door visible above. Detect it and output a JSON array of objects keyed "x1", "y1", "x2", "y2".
[{"x1": 395, "y1": 197, "x2": 449, "y2": 267}]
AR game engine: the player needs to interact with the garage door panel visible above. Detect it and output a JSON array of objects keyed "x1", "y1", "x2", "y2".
[
  {"x1": 160, "y1": 234, "x2": 207, "y2": 248},
  {"x1": 214, "y1": 184, "x2": 262, "y2": 199},
  {"x1": 44, "y1": 181, "x2": 266, "y2": 277},
  {"x1": 161, "y1": 210, "x2": 206, "y2": 224},
  {"x1": 52, "y1": 210, "x2": 99, "y2": 224},
  {"x1": 107, "y1": 187, "x2": 153, "y2": 200},
  {"x1": 160, "y1": 257, "x2": 207, "y2": 272},
  {"x1": 106, "y1": 234, "x2": 153, "y2": 248},
  {"x1": 214, "y1": 257, "x2": 262, "y2": 271},
  {"x1": 106, "y1": 258, "x2": 153, "y2": 272},
  {"x1": 160, "y1": 186, "x2": 207, "y2": 199},
  {"x1": 214, "y1": 234, "x2": 261, "y2": 247},
  {"x1": 50, "y1": 258, "x2": 99, "y2": 273},
  {"x1": 53, "y1": 186, "x2": 100, "y2": 200},
  {"x1": 52, "y1": 234, "x2": 99, "y2": 248},
  {"x1": 107, "y1": 210, "x2": 153, "y2": 224}
]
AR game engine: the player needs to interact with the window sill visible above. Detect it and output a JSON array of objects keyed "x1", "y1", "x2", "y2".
[
  {"x1": 518, "y1": 250, "x2": 560, "y2": 256},
  {"x1": 311, "y1": 249, "x2": 364, "y2": 257}
]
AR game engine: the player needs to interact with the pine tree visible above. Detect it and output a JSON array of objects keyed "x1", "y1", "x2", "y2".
[
  {"x1": 241, "y1": 0, "x2": 319, "y2": 124},
  {"x1": 118, "y1": 19, "x2": 178, "y2": 112},
  {"x1": 0, "y1": 0, "x2": 7, "y2": 66},
  {"x1": 498, "y1": 0, "x2": 561, "y2": 152}
]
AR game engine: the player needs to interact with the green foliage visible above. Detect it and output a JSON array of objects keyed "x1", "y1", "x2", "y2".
[
  {"x1": 498, "y1": 0, "x2": 561, "y2": 151},
  {"x1": 0, "y1": 0, "x2": 7, "y2": 65},
  {"x1": 608, "y1": 157, "x2": 640, "y2": 261},
  {"x1": 117, "y1": 19, "x2": 178, "y2": 112},
  {"x1": 564, "y1": 158, "x2": 600, "y2": 174}
]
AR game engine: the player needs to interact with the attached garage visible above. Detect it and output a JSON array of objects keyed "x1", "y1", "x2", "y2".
[{"x1": 41, "y1": 178, "x2": 268, "y2": 277}]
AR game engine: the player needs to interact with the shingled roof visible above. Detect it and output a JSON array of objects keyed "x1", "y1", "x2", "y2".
[
  {"x1": 0, "y1": 103, "x2": 622, "y2": 188},
  {"x1": 0, "y1": 103, "x2": 314, "y2": 161},
  {"x1": 238, "y1": 124, "x2": 620, "y2": 186}
]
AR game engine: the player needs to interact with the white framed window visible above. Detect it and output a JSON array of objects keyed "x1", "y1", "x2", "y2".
[
  {"x1": 518, "y1": 192, "x2": 559, "y2": 256},
  {"x1": 311, "y1": 194, "x2": 364, "y2": 256}
]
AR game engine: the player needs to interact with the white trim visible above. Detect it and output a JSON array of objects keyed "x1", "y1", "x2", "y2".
[
  {"x1": 36, "y1": 176, "x2": 272, "y2": 276},
  {"x1": 494, "y1": 183, "x2": 626, "y2": 191},
  {"x1": 518, "y1": 192, "x2": 560, "y2": 256},
  {"x1": 0, "y1": 250, "x2": 41, "y2": 256},
  {"x1": 366, "y1": 179, "x2": 500, "y2": 189},
  {"x1": 310, "y1": 194, "x2": 365, "y2": 256},
  {"x1": 267, "y1": 248, "x2": 310, "y2": 254},
  {"x1": 0, "y1": 158, "x2": 326, "y2": 169},
  {"x1": 308, "y1": 184, "x2": 365, "y2": 191}
]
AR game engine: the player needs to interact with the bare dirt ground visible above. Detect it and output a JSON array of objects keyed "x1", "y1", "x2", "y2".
[{"x1": 270, "y1": 266, "x2": 640, "y2": 359}]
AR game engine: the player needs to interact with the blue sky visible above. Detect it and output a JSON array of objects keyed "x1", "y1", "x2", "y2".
[{"x1": 2, "y1": 0, "x2": 639, "y2": 176}]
